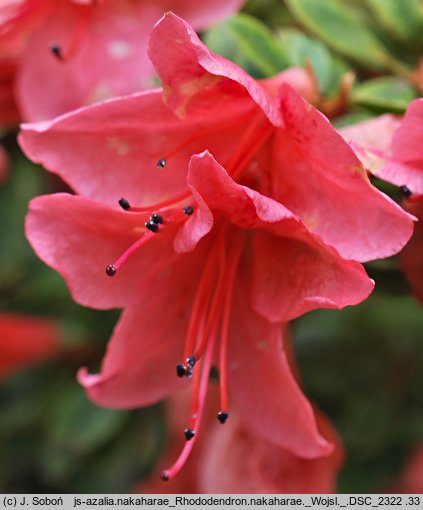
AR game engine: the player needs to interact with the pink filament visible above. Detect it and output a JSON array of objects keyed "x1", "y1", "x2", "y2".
[
  {"x1": 111, "y1": 230, "x2": 155, "y2": 271},
  {"x1": 161, "y1": 323, "x2": 218, "y2": 481},
  {"x1": 218, "y1": 234, "x2": 244, "y2": 414}
]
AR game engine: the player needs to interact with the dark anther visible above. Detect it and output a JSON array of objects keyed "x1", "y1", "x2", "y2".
[
  {"x1": 160, "y1": 472, "x2": 169, "y2": 481},
  {"x1": 217, "y1": 411, "x2": 229, "y2": 424},
  {"x1": 176, "y1": 363, "x2": 186, "y2": 378},
  {"x1": 184, "y1": 428, "x2": 195, "y2": 441},
  {"x1": 157, "y1": 159, "x2": 166, "y2": 169},
  {"x1": 182, "y1": 206, "x2": 194, "y2": 216},
  {"x1": 186, "y1": 368, "x2": 193, "y2": 378},
  {"x1": 186, "y1": 356, "x2": 196, "y2": 368},
  {"x1": 400, "y1": 185, "x2": 412, "y2": 197},
  {"x1": 50, "y1": 43, "x2": 63, "y2": 61},
  {"x1": 145, "y1": 220, "x2": 159, "y2": 233},
  {"x1": 105, "y1": 264, "x2": 117, "y2": 276},
  {"x1": 118, "y1": 198, "x2": 131, "y2": 210},
  {"x1": 151, "y1": 213, "x2": 164, "y2": 224}
]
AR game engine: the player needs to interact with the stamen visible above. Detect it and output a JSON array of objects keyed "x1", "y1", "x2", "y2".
[
  {"x1": 186, "y1": 356, "x2": 196, "y2": 368},
  {"x1": 182, "y1": 206, "x2": 194, "y2": 216},
  {"x1": 151, "y1": 213, "x2": 164, "y2": 224},
  {"x1": 50, "y1": 43, "x2": 63, "y2": 61},
  {"x1": 191, "y1": 231, "x2": 228, "y2": 362},
  {"x1": 161, "y1": 323, "x2": 218, "y2": 481},
  {"x1": 400, "y1": 186, "x2": 423, "y2": 203},
  {"x1": 145, "y1": 220, "x2": 159, "y2": 233},
  {"x1": 122, "y1": 191, "x2": 191, "y2": 214},
  {"x1": 218, "y1": 233, "x2": 245, "y2": 423},
  {"x1": 106, "y1": 230, "x2": 155, "y2": 275},
  {"x1": 217, "y1": 411, "x2": 229, "y2": 424},
  {"x1": 105, "y1": 264, "x2": 116, "y2": 277},
  {"x1": 118, "y1": 198, "x2": 131, "y2": 210},
  {"x1": 157, "y1": 117, "x2": 248, "y2": 169},
  {"x1": 49, "y1": 8, "x2": 91, "y2": 62},
  {"x1": 400, "y1": 185, "x2": 412, "y2": 197},
  {"x1": 184, "y1": 428, "x2": 195, "y2": 441},
  {"x1": 176, "y1": 363, "x2": 186, "y2": 378},
  {"x1": 179, "y1": 250, "x2": 217, "y2": 364}
]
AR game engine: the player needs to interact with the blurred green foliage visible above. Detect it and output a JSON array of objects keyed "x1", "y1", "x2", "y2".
[{"x1": 295, "y1": 289, "x2": 423, "y2": 492}]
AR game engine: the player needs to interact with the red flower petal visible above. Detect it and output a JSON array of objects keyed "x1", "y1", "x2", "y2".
[
  {"x1": 273, "y1": 85, "x2": 414, "y2": 262},
  {"x1": 19, "y1": 90, "x2": 255, "y2": 205},
  {"x1": 0, "y1": 313, "x2": 61, "y2": 380},
  {"x1": 17, "y1": 1, "x2": 159, "y2": 121},
  {"x1": 199, "y1": 406, "x2": 343, "y2": 493},
  {"x1": 26, "y1": 193, "x2": 178, "y2": 309},
  {"x1": 227, "y1": 284, "x2": 332, "y2": 458},
  {"x1": 339, "y1": 114, "x2": 400, "y2": 176},
  {"x1": 78, "y1": 246, "x2": 209, "y2": 408},
  {"x1": 381, "y1": 99, "x2": 423, "y2": 194},
  {"x1": 148, "y1": 12, "x2": 282, "y2": 125},
  {"x1": 400, "y1": 200, "x2": 423, "y2": 303},
  {"x1": 184, "y1": 151, "x2": 374, "y2": 321},
  {"x1": 16, "y1": 1, "x2": 246, "y2": 121},
  {"x1": 250, "y1": 231, "x2": 373, "y2": 322}
]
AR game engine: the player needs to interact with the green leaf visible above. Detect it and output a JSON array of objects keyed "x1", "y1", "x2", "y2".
[
  {"x1": 332, "y1": 111, "x2": 377, "y2": 129},
  {"x1": 364, "y1": 0, "x2": 423, "y2": 45},
  {"x1": 276, "y1": 28, "x2": 349, "y2": 96},
  {"x1": 277, "y1": 28, "x2": 333, "y2": 92},
  {"x1": 203, "y1": 14, "x2": 289, "y2": 79},
  {"x1": 46, "y1": 383, "x2": 129, "y2": 454},
  {"x1": 351, "y1": 77, "x2": 419, "y2": 113},
  {"x1": 285, "y1": 0, "x2": 393, "y2": 70},
  {"x1": 0, "y1": 153, "x2": 45, "y2": 277},
  {"x1": 41, "y1": 383, "x2": 129, "y2": 484}
]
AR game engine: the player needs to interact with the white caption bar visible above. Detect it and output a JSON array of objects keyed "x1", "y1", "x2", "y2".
[{"x1": 1, "y1": 494, "x2": 422, "y2": 510}]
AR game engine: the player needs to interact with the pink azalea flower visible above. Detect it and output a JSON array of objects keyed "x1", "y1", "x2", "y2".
[
  {"x1": 340, "y1": 104, "x2": 423, "y2": 304},
  {"x1": 0, "y1": 312, "x2": 61, "y2": 380},
  {"x1": 401, "y1": 200, "x2": 423, "y2": 304},
  {"x1": 339, "y1": 114, "x2": 401, "y2": 178},
  {"x1": 0, "y1": 0, "x2": 245, "y2": 122},
  {"x1": 21, "y1": 13, "x2": 414, "y2": 479},
  {"x1": 340, "y1": 100, "x2": 423, "y2": 196},
  {"x1": 137, "y1": 385, "x2": 343, "y2": 493}
]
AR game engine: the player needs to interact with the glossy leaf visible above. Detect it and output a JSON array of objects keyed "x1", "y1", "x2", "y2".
[
  {"x1": 351, "y1": 77, "x2": 419, "y2": 113},
  {"x1": 277, "y1": 28, "x2": 333, "y2": 92},
  {"x1": 276, "y1": 28, "x2": 349, "y2": 96},
  {"x1": 285, "y1": 0, "x2": 393, "y2": 70},
  {"x1": 203, "y1": 14, "x2": 289, "y2": 78},
  {"x1": 364, "y1": 0, "x2": 423, "y2": 45},
  {"x1": 46, "y1": 383, "x2": 129, "y2": 454}
]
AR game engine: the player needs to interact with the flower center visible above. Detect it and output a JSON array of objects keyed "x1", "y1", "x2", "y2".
[
  {"x1": 161, "y1": 228, "x2": 245, "y2": 481},
  {"x1": 105, "y1": 112, "x2": 275, "y2": 480}
]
